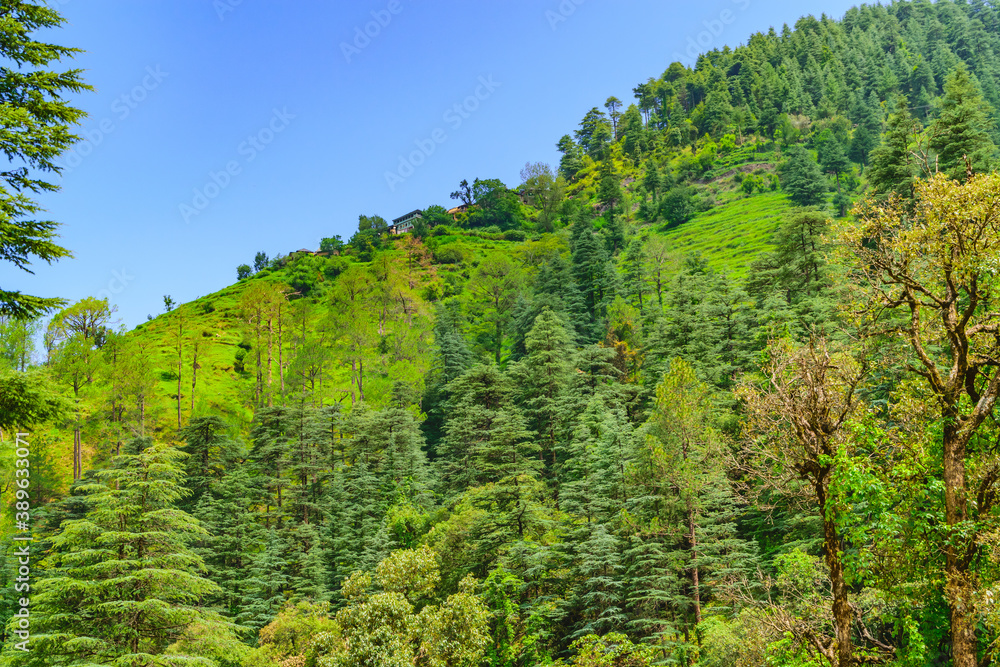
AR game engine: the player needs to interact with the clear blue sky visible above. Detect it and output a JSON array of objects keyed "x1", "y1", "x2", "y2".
[{"x1": 6, "y1": 0, "x2": 861, "y2": 330}]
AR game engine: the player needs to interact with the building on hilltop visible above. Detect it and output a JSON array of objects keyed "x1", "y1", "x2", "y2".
[{"x1": 389, "y1": 210, "x2": 422, "y2": 235}]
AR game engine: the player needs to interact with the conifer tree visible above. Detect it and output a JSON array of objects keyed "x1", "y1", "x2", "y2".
[
  {"x1": 239, "y1": 527, "x2": 291, "y2": 631},
  {"x1": 190, "y1": 465, "x2": 267, "y2": 623},
  {"x1": 326, "y1": 457, "x2": 383, "y2": 589},
  {"x1": 867, "y1": 99, "x2": 922, "y2": 200},
  {"x1": 622, "y1": 238, "x2": 648, "y2": 314},
  {"x1": 816, "y1": 129, "x2": 851, "y2": 192},
  {"x1": 13, "y1": 442, "x2": 220, "y2": 666},
  {"x1": 421, "y1": 301, "x2": 473, "y2": 452},
  {"x1": 178, "y1": 415, "x2": 242, "y2": 511},
  {"x1": 571, "y1": 523, "x2": 627, "y2": 640},
  {"x1": 510, "y1": 309, "x2": 575, "y2": 478},
  {"x1": 560, "y1": 395, "x2": 634, "y2": 525},
  {"x1": 249, "y1": 405, "x2": 292, "y2": 524},
  {"x1": 929, "y1": 65, "x2": 997, "y2": 180},
  {"x1": 779, "y1": 146, "x2": 828, "y2": 207},
  {"x1": 642, "y1": 360, "x2": 730, "y2": 627},
  {"x1": 0, "y1": 1, "x2": 91, "y2": 319},
  {"x1": 572, "y1": 224, "x2": 612, "y2": 338},
  {"x1": 439, "y1": 364, "x2": 512, "y2": 496}
]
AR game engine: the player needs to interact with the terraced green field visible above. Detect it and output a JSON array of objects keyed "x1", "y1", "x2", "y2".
[{"x1": 658, "y1": 191, "x2": 794, "y2": 278}]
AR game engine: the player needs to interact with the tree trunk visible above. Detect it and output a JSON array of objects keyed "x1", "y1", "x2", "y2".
[
  {"x1": 176, "y1": 319, "x2": 183, "y2": 430},
  {"x1": 688, "y1": 505, "x2": 702, "y2": 625},
  {"x1": 943, "y1": 420, "x2": 977, "y2": 667},
  {"x1": 266, "y1": 314, "x2": 274, "y2": 407},
  {"x1": 495, "y1": 321, "x2": 503, "y2": 364},
  {"x1": 190, "y1": 338, "x2": 199, "y2": 414},
  {"x1": 358, "y1": 358, "x2": 364, "y2": 403},
  {"x1": 817, "y1": 469, "x2": 854, "y2": 667},
  {"x1": 73, "y1": 424, "x2": 80, "y2": 480},
  {"x1": 278, "y1": 301, "x2": 284, "y2": 402}
]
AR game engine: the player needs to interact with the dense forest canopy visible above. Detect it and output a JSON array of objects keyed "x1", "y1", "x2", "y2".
[{"x1": 7, "y1": 0, "x2": 1000, "y2": 665}]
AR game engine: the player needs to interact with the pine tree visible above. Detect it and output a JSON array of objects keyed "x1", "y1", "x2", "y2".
[
  {"x1": 929, "y1": 64, "x2": 998, "y2": 180},
  {"x1": 421, "y1": 301, "x2": 473, "y2": 453},
  {"x1": 556, "y1": 135, "x2": 585, "y2": 180},
  {"x1": 284, "y1": 403, "x2": 332, "y2": 527},
  {"x1": 816, "y1": 129, "x2": 851, "y2": 191},
  {"x1": 239, "y1": 527, "x2": 291, "y2": 631},
  {"x1": 178, "y1": 415, "x2": 242, "y2": 511},
  {"x1": 571, "y1": 523, "x2": 627, "y2": 640},
  {"x1": 632, "y1": 359, "x2": 757, "y2": 639},
  {"x1": 0, "y1": 2, "x2": 91, "y2": 318},
  {"x1": 560, "y1": 395, "x2": 634, "y2": 525},
  {"x1": 439, "y1": 366, "x2": 504, "y2": 497},
  {"x1": 622, "y1": 238, "x2": 648, "y2": 315},
  {"x1": 13, "y1": 442, "x2": 220, "y2": 665},
  {"x1": 746, "y1": 211, "x2": 837, "y2": 340},
  {"x1": 572, "y1": 224, "x2": 612, "y2": 339},
  {"x1": 509, "y1": 253, "x2": 588, "y2": 359},
  {"x1": 470, "y1": 406, "x2": 544, "y2": 552},
  {"x1": 367, "y1": 402, "x2": 433, "y2": 507},
  {"x1": 779, "y1": 146, "x2": 828, "y2": 207},
  {"x1": 868, "y1": 99, "x2": 922, "y2": 200},
  {"x1": 190, "y1": 465, "x2": 267, "y2": 623},
  {"x1": 249, "y1": 405, "x2": 292, "y2": 525},
  {"x1": 287, "y1": 522, "x2": 330, "y2": 603},
  {"x1": 510, "y1": 309, "x2": 575, "y2": 480}
]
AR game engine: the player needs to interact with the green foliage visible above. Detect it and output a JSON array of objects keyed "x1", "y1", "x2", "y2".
[
  {"x1": 567, "y1": 632, "x2": 655, "y2": 666},
  {"x1": 659, "y1": 186, "x2": 697, "y2": 227},
  {"x1": 778, "y1": 146, "x2": 827, "y2": 208},
  {"x1": 463, "y1": 178, "x2": 524, "y2": 231},
  {"x1": 5, "y1": 442, "x2": 219, "y2": 666},
  {"x1": 928, "y1": 64, "x2": 997, "y2": 181},
  {"x1": 319, "y1": 235, "x2": 344, "y2": 254},
  {"x1": 0, "y1": 1, "x2": 91, "y2": 318},
  {"x1": 0, "y1": 368, "x2": 69, "y2": 431},
  {"x1": 17, "y1": 5, "x2": 1000, "y2": 665},
  {"x1": 867, "y1": 100, "x2": 922, "y2": 200},
  {"x1": 307, "y1": 548, "x2": 490, "y2": 667}
]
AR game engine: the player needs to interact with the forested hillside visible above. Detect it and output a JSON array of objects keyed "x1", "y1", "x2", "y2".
[{"x1": 6, "y1": 0, "x2": 1000, "y2": 665}]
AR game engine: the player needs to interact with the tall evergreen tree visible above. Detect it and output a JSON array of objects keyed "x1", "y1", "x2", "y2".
[
  {"x1": 12, "y1": 442, "x2": 220, "y2": 666},
  {"x1": 510, "y1": 309, "x2": 575, "y2": 480},
  {"x1": 779, "y1": 146, "x2": 828, "y2": 207},
  {"x1": 0, "y1": 1, "x2": 91, "y2": 318},
  {"x1": 929, "y1": 64, "x2": 998, "y2": 180},
  {"x1": 178, "y1": 415, "x2": 242, "y2": 511},
  {"x1": 867, "y1": 99, "x2": 922, "y2": 200}
]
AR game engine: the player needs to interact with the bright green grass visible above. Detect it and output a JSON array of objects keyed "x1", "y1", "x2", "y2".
[
  {"x1": 657, "y1": 191, "x2": 793, "y2": 278},
  {"x1": 122, "y1": 232, "x2": 527, "y2": 439}
]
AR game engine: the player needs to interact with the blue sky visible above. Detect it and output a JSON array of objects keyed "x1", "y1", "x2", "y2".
[{"x1": 5, "y1": 0, "x2": 861, "y2": 331}]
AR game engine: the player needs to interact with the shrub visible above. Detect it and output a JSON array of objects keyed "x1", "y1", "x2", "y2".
[
  {"x1": 660, "y1": 186, "x2": 697, "y2": 226},
  {"x1": 434, "y1": 246, "x2": 465, "y2": 264}
]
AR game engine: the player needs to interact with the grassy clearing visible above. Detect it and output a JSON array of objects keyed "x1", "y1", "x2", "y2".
[{"x1": 657, "y1": 191, "x2": 793, "y2": 278}]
